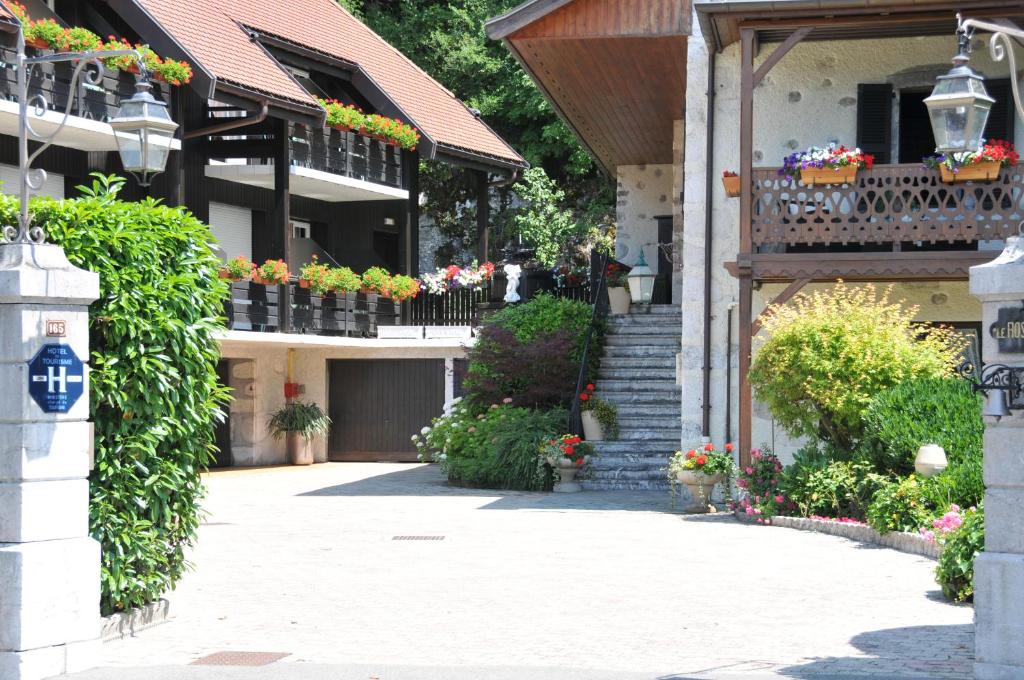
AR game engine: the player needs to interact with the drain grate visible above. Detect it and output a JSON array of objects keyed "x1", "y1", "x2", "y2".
[
  {"x1": 392, "y1": 535, "x2": 445, "y2": 541},
  {"x1": 191, "y1": 651, "x2": 290, "y2": 666}
]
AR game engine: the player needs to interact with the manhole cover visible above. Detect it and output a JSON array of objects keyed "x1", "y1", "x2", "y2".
[
  {"x1": 392, "y1": 535, "x2": 444, "y2": 541},
  {"x1": 191, "y1": 651, "x2": 290, "y2": 666}
]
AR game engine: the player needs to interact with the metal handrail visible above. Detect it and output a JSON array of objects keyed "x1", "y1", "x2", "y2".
[{"x1": 567, "y1": 250, "x2": 610, "y2": 435}]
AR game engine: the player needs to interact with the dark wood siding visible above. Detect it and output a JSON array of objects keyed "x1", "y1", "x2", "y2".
[{"x1": 328, "y1": 359, "x2": 444, "y2": 461}]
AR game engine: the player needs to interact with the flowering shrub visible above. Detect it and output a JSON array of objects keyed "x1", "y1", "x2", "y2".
[
  {"x1": 732, "y1": 447, "x2": 791, "y2": 521},
  {"x1": 779, "y1": 447, "x2": 887, "y2": 520},
  {"x1": 866, "y1": 475, "x2": 933, "y2": 534},
  {"x1": 578, "y1": 383, "x2": 618, "y2": 439},
  {"x1": 420, "y1": 261, "x2": 494, "y2": 294},
  {"x1": 220, "y1": 255, "x2": 253, "y2": 282},
  {"x1": 253, "y1": 259, "x2": 289, "y2": 285},
  {"x1": 930, "y1": 504, "x2": 984, "y2": 602},
  {"x1": 540, "y1": 434, "x2": 593, "y2": 467},
  {"x1": 57, "y1": 26, "x2": 102, "y2": 52},
  {"x1": 299, "y1": 256, "x2": 332, "y2": 294},
  {"x1": 779, "y1": 144, "x2": 875, "y2": 180},
  {"x1": 328, "y1": 266, "x2": 362, "y2": 294},
  {"x1": 923, "y1": 139, "x2": 1019, "y2": 174},
  {"x1": 389, "y1": 274, "x2": 420, "y2": 302},
  {"x1": 319, "y1": 99, "x2": 366, "y2": 130},
  {"x1": 363, "y1": 113, "x2": 421, "y2": 150},
  {"x1": 361, "y1": 266, "x2": 393, "y2": 296},
  {"x1": 23, "y1": 17, "x2": 64, "y2": 48},
  {"x1": 668, "y1": 443, "x2": 735, "y2": 476},
  {"x1": 605, "y1": 262, "x2": 629, "y2": 288}
]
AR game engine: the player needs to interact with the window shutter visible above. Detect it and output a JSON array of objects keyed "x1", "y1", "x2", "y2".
[
  {"x1": 856, "y1": 83, "x2": 893, "y2": 164},
  {"x1": 983, "y1": 78, "x2": 1013, "y2": 144}
]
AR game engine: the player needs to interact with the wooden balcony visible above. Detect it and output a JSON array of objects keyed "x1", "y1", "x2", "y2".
[
  {"x1": 290, "y1": 123, "x2": 403, "y2": 191},
  {"x1": 750, "y1": 163, "x2": 1024, "y2": 249}
]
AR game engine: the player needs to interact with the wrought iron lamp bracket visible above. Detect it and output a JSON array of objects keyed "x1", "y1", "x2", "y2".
[
  {"x1": 959, "y1": 16, "x2": 1024, "y2": 126},
  {"x1": 963, "y1": 362, "x2": 1024, "y2": 412}
]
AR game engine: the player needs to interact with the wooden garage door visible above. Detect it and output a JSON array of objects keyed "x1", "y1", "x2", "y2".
[{"x1": 328, "y1": 359, "x2": 445, "y2": 462}]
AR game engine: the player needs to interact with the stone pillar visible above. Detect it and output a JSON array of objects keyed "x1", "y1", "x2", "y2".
[
  {"x1": 969, "y1": 236, "x2": 1024, "y2": 680},
  {"x1": 0, "y1": 243, "x2": 100, "y2": 680}
]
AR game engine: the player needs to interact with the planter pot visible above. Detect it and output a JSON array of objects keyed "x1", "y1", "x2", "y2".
[
  {"x1": 939, "y1": 160, "x2": 1001, "y2": 183},
  {"x1": 722, "y1": 175, "x2": 741, "y2": 197},
  {"x1": 25, "y1": 38, "x2": 51, "y2": 50},
  {"x1": 286, "y1": 432, "x2": 314, "y2": 466},
  {"x1": 675, "y1": 470, "x2": 723, "y2": 513},
  {"x1": 547, "y1": 457, "x2": 583, "y2": 493},
  {"x1": 607, "y1": 286, "x2": 631, "y2": 314},
  {"x1": 298, "y1": 279, "x2": 311, "y2": 289},
  {"x1": 252, "y1": 276, "x2": 282, "y2": 286},
  {"x1": 799, "y1": 166, "x2": 858, "y2": 187},
  {"x1": 218, "y1": 270, "x2": 245, "y2": 282},
  {"x1": 581, "y1": 411, "x2": 604, "y2": 441}
]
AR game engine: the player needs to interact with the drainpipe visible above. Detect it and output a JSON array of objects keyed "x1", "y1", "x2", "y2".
[
  {"x1": 724, "y1": 300, "x2": 737, "y2": 445},
  {"x1": 183, "y1": 101, "x2": 269, "y2": 139},
  {"x1": 700, "y1": 50, "x2": 717, "y2": 439}
]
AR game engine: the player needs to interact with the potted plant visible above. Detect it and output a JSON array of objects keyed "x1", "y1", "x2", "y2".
[
  {"x1": 540, "y1": 434, "x2": 594, "y2": 493},
  {"x1": 153, "y1": 58, "x2": 193, "y2": 86},
  {"x1": 55, "y1": 26, "x2": 102, "y2": 53},
  {"x1": 578, "y1": 383, "x2": 618, "y2": 441},
  {"x1": 361, "y1": 266, "x2": 393, "y2": 296},
  {"x1": 219, "y1": 255, "x2": 253, "y2": 282},
  {"x1": 299, "y1": 256, "x2": 331, "y2": 293},
  {"x1": 605, "y1": 261, "x2": 630, "y2": 314},
  {"x1": 722, "y1": 170, "x2": 741, "y2": 197},
  {"x1": 667, "y1": 443, "x2": 735, "y2": 513},
  {"x1": 924, "y1": 139, "x2": 1018, "y2": 183},
  {"x1": 389, "y1": 274, "x2": 420, "y2": 302},
  {"x1": 268, "y1": 401, "x2": 331, "y2": 466},
  {"x1": 23, "y1": 18, "x2": 64, "y2": 50},
  {"x1": 252, "y1": 259, "x2": 290, "y2": 286},
  {"x1": 779, "y1": 144, "x2": 874, "y2": 187},
  {"x1": 319, "y1": 98, "x2": 367, "y2": 132},
  {"x1": 328, "y1": 266, "x2": 362, "y2": 294}
]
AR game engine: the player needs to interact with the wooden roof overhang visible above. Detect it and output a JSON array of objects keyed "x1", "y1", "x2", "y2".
[{"x1": 486, "y1": 0, "x2": 690, "y2": 174}]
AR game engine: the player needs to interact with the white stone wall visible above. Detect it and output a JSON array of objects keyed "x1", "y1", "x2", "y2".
[
  {"x1": 615, "y1": 165, "x2": 673, "y2": 272},
  {"x1": 679, "y1": 16, "x2": 1014, "y2": 459}
]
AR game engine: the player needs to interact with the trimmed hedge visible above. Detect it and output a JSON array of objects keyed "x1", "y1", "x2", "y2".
[{"x1": 3, "y1": 175, "x2": 229, "y2": 614}]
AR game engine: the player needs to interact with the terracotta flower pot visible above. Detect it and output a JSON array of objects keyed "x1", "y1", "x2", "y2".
[
  {"x1": 581, "y1": 411, "x2": 604, "y2": 441},
  {"x1": 675, "y1": 470, "x2": 723, "y2": 513},
  {"x1": 722, "y1": 175, "x2": 741, "y2": 197},
  {"x1": 939, "y1": 160, "x2": 1001, "y2": 183},
  {"x1": 253, "y1": 275, "x2": 281, "y2": 286},
  {"x1": 286, "y1": 432, "x2": 314, "y2": 466},
  {"x1": 607, "y1": 286, "x2": 631, "y2": 314},
  {"x1": 799, "y1": 165, "x2": 858, "y2": 187},
  {"x1": 25, "y1": 38, "x2": 51, "y2": 50}
]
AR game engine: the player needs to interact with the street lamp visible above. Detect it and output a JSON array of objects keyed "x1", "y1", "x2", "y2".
[
  {"x1": 627, "y1": 247, "x2": 656, "y2": 304},
  {"x1": 3, "y1": 26, "x2": 178, "y2": 245},
  {"x1": 925, "y1": 18, "x2": 994, "y2": 155}
]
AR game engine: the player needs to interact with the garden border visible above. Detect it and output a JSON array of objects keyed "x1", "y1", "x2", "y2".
[
  {"x1": 768, "y1": 516, "x2": 940, "y2": 559},
  {"x1": 101, "y1": 599, "x2": 171, "y2": 641}
]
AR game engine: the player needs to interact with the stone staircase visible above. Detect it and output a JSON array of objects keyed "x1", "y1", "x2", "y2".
[{"x1": 583, "y1": 305, "x2": 681, "y2": 490}]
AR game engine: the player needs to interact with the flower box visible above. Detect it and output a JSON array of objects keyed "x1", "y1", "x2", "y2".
[
  {"x1": 722, "y1": 175, "x2": 741, "y2": 197},
  {"x1": 939, "y1": 160, "x2": 1001, "y2": 183},
  {"x1": 799, "y1": 165, "x2": 858, "y2": 187}
]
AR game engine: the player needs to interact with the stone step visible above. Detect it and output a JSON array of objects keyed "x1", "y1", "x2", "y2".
[
  {"x1": 590, "y1": 439, "x2": 679, "y2": 454},
  {"x1": 611, "y1": 304, "x2": 680, "y2": 316},
  {"x1": 599, "y1": 356, "x2": 676, "y2": 368},
  {"x1": 598, "y1": 367, "x2": 676, "y2": 380},
  {"x1": 603, "y1": 325, "x2": 683, "y2": 337},
  {"x1": 618, "y1": 415, "x2": 682, "y2": 429},
  {"x1": 596, "y1": 379, "x2": 678, "y2": 392},
  {"x1": 581, "y1": 479, "x2": 671, "y2": 491},
  {"x1": 602, "y1": 344, "x2": 678, "y2": 357},
  {"x1": 599, "y1": 392, "x2": 680, "y2": 406},
  {"x1": 606, "y1": 314, "x2": 682, "y2": 325},
  {"x1": 616, "y1": 429, "x2": 681, "y2": 441},
  {"x1": 605, "y1": 334, "x2": 680, "y2": 347},
  {"x1": 610, "y1": 402, "x2": 679, "y2": 416},
  {"x1": 589, "y1": 455, "x2": 670, "y2": 469}
]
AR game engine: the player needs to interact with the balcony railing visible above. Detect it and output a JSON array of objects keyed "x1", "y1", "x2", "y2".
[
  {"x1": 751, "y1": 163, "x2": 1024, "y2": 249},
  {"x1": 0, "y1": 44, "x2": 171, "y2": 122},
  {"x1": 289, "y1": 123, "x2": 403, "y2": 189}
]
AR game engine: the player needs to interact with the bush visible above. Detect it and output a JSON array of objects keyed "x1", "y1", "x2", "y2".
[
  {"x1": 780, "y1": 447, "x2": 886, "y2": 520},
  {"x1": 860, "y1": 377, "x2": 983, "y2": 475},
  {"x1": 922, "y1": 459, "x2": 984, "y2": 510},
  {"x1": 464, "y1": 295, "x2": 600, "y2": 409},
  {"x1": 733, "y1": 447, "x2": 792, "y2": 520},
  {"x1": 935, "y1": 504, "x2": 984, "y2": 602},
  {"x1": 749, "y1": 283, "x2": 962, "y2": 451},
  {"x1": 413, "y1": 401, "x2": 565, "y2": 491},
  {"x1": 866, "y1": 476, "x2": 933, "y2": 534},
  {"x1": 13, "y1": 175, "x2": 229, "y2": 614}
]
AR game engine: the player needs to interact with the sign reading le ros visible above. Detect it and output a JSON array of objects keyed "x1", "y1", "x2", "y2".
[{"x1": 28, "y1": 343, "x2": 85, "y2": 413}]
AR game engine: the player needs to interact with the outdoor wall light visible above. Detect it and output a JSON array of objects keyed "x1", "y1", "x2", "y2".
[
  {"x1": 627, "y1": 248, "x2": 656, "y2": 304},
  {"x1": 914, "y1": 444, "x2": 948, "y2": 478},
  {"x1": 110, "y1": 79, "x2": 179, "y2": 187},
  {"x1": 925, "y1": 17, "x2": 994, "y2": 155}
]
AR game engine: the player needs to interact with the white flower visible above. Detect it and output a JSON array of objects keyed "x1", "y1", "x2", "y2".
[
  {"x1": 438, "y1": 453, "x2": 447, "y2": 461},
  {"x1": 420, "y1": 426, "x2": 431, "y2": 435}
]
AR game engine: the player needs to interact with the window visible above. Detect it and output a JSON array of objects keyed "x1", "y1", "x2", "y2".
[{"x1": 292, "y1": 220, "x2": 311, "y2": 240}]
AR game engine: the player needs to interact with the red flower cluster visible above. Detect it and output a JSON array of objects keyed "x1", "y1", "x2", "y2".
[
  {"x1": 552, "y1": 435, "x2": 586, "y2": 466},
  {"x1": 722, "y1": 170, "x2": 738, "y2": 178},
  {"x1": 978, "y1": 139, "x2": 1020, "y2": 166},
  {"x1": 444, "y1": 264, "x2": 461, "y2": 280},
  {"x1": 579, "y1": 382, "x2": 596, "y2": 403}
]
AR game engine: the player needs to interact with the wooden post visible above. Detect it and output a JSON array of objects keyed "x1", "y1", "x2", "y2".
[
  {"x1": 738, "y1": 272, "x2": 753, "y2": 469},
  {"x1": 270, "y1": 117, "x2": 291, "y2": 333},
  {"x1": 737, "y1": 28, "x2": 756, "y2": 468},
  {"x1": 476, "y1": 169, "x2": 490, "y2": 263}
]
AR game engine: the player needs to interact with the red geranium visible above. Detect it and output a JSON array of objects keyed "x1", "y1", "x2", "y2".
[
  {"x1": 585, "y1": 383, "x2": 595, "y2": 391},
  {"x1": 725, "y1": 443, "x2": 734, "y2": 453},
  {"x1": 696, "y1": 454, "x2": 708, "y2": 465},
  {"x1": 703, "y1": 443, "x2": 714, "y2": 452},
  {"x1": 579, "y1": 393, "x2": 589, "y2": 402},
  {"x1": 685, "y1": 450, "x2": 696, "y2": 459}
]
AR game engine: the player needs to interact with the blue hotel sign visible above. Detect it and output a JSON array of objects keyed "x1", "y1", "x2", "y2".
[{"x1": 28, "y1": 344, "x2": 85, "y2": 413}]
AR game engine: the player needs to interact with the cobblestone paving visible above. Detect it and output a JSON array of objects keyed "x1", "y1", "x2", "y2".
[{"x1": 83, "y1": 463, "x2": 974, "y2": 679}]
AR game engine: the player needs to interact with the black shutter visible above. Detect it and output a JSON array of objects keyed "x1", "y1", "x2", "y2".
[
  {"x1": 856, "y1": 83, "x2": 893, "y2": 164},
  {"x1": 984, "y1": 78, "x2": 1014, "y2": 144}
]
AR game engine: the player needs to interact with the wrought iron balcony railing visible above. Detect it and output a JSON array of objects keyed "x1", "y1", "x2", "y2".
[{"x1": 750, "y1": 163, "x2": 1024, "y2": 249}]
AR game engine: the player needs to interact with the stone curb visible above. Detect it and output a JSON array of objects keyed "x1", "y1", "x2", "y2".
[
  {"x1": 769, "y1": 516, "x2": 940, "y2": 559},
  {"x1": 101, "y1": 599, "x2": 170, "y2": 641}
]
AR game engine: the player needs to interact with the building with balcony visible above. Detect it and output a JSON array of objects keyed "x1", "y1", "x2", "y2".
[
  {"x1": 0, "y1": 0, "x2": 526, "y2": 466},
  {"x1": 489, "y1": 0, "x2": 1024, "y2": 479}
]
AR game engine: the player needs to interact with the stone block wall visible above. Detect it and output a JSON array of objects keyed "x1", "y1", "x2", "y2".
[{"x1": 615, "y1": 164, "x2": 673, "y2": 271}]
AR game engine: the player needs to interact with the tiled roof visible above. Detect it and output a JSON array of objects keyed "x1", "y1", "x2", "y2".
[{"x1": 134, "y1": 0, "x2": 525, "y2": 166}]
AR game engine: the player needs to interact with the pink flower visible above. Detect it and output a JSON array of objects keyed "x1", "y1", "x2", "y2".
[
  {"x1": 745, "y1": 467, "x2": 754, "y2": 475},
  {"x1": 754, "y1": 495, "x2": 761, "y2": 503},
  {"x1": 745, "y1": 506, "x2": 754, "y2": 515},
  {"x1": 774, "y1": 495, "x2": 784, "y2": 503},
  {"x1": 736, "y1": 479, "x2": 748, "y2": 489},
  {"x1": 751, "y1": 448, "x2": 762, "y2": 459},
  {"x1": 753, "y1": 508, "x2": 762, "y2": 515}
]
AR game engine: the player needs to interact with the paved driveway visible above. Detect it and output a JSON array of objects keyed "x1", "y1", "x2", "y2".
[{"x1": 66, "y1": 463, "x2": 974, "y2": 680}]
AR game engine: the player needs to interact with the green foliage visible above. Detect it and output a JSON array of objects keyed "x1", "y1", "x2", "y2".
[
  {"x1": 414, "y1": 401, "x2": 564, "y2": 490},
  {"x1": 780, "y1": 447, "x2": 887, "y2": 519},
  {"x1": 267, "y1": 402, "x2": 331, "y2": 440},
  {"x1": 921, "y1": 458, "x2": 985, "y2": 510},
  {"x1": 485, "y1": 293, "x2": 598, "y2": 357},
  {"x1": 866, "y1": 476, "x2": 933, "y2": 534},
  {"x1": 12, "y1": 174, "x2": 229, "y2": 615},
  {"x1": 860, "y1": 377, "x2": 983, "y2": 474},
  {"x1": 586, "y1": 397, "x2": 619, "y2": 440},
  {"x1": 749, "y1": 283, "x2": 963, "y2": 451},
  {"x1": 509, "y1": 167, "x2": 582, "y2": 267},
  {"x1": 936, "y1": 505, "x2": 984, "y2": 602}
]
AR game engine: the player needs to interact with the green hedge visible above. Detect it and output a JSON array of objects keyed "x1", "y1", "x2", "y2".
[{"x1": 5, "y1": 175, "x2": 229, "y2": 614}]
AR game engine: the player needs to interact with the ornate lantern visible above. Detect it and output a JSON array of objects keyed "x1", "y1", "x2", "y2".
[
  {"x1": 925, "y1": 30, "x2": 994, "y2": 154},
  {"x1": 626, "y1": 249, "x2": 656, "y2": 304},
  {"x1": 109, "y1": 79, "x2": 179, "y2": 186}
]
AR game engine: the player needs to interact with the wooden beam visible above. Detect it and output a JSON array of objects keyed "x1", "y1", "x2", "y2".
[
  {"x1": 738, "y1": 273, "x2": 753, "y2": 469},
  {"x1": 269, "y1": 118, "x2": 291, "y2": 333},
  {"x1": 751, "y1": 278, "x2": 810, "y2": 335},
  {"x1": 753, "y1": 27, "x2": 812, "y2": 86},
  {"x1": 476, "y1": 170, "x2": 490, "y2": 263},
  {"x1": 739, "y1": 29, "x2": 754, "y2": 255}
]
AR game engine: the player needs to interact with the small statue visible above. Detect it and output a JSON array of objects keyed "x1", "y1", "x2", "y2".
[{"x1": 503, "y1": 264, "x2": 522, "y2": 303}]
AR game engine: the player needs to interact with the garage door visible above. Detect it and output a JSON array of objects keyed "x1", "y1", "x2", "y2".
[
  {"x1": 328, "y1": 359, "x2": 444, "y2": 462},
  {"x1": 209, "y1": 202, "x2": 252, "y2": 261}
]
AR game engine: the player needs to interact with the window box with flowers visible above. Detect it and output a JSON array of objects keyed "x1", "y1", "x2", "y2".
[
  {"x1": 252, "y1": 259, "x2": 290, "y2": 286},
  {"x1": 779, "y1": 144, "x2": 874, "y2": 187},
  {"x1": 540, "y1": 434, "x2": 594, "y2": 493},
  {"x1": 722, "y1": 170, "x2": 741, "y2": 198},
  {"x1": 578, "y1": 383, "x2": 618, "y2": 441},
  {"x1": 299, "y1": 256, "x2": 332, "y2": 293},
  {"x1": 605, "y1": 262, "x2": 630, "y2": 314},
  {"x1": 219, "y1": 255, "x2": 253, "y2": 282},
  {"x1": 667, "y1": 443, "x2": 735, "y2": 513},
  {"x1": 924, "y1": 139, "x2": 1018, "y2": 183}
]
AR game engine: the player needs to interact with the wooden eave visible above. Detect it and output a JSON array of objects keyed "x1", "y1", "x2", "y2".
[{"x1": 487, "y1": 0, "x2": 690, "y2": 174}]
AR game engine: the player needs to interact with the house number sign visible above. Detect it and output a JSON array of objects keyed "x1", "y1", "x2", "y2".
[
  {"x1": 27, "y1": 343, "x2": 85, "y2": 413},
  {"x1": 990, "y1": 303, "x2": 1024, "y2": 354}
]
